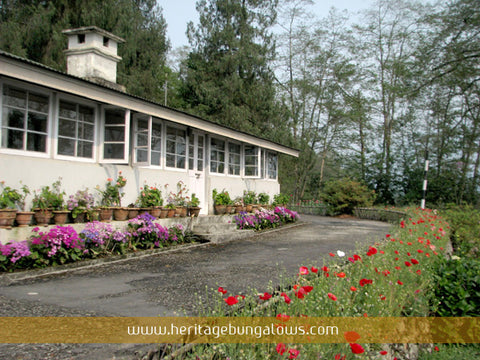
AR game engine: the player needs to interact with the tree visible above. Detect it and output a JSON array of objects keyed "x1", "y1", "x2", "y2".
[
  {"x1": 0, "y1": 0, "x2": 170, "y2": 103},
  {"x1": 179, "y1": 0, "x2": 283, "y2": 140}
]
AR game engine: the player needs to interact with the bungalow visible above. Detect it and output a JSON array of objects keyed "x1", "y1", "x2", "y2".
[{"x1": 0, "y1": 26, "x2": 299, "y2": 214}]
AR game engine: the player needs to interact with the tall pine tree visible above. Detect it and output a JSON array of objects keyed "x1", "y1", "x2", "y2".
[{"x1": 180, "y1": 0, "x2": 282, "y2": 140}]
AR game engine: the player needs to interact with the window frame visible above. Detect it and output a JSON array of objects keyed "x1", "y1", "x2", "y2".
[
  {"x1": 165, "y1": 123, "x2": 187, "y2": 171},
  {"x1": 209, "y1": 136, "x2": 226, "y2": 175},
  {"x1": 100, "y1": 105, "x2": 130, "y2": 163},
  {"x1": 243, "y1": 144, "x2": 260, "y2": 178},
  {"x1": 54, "y1": 94, "x2": 97, "y2": 163},
  {"x1": 227, "y1": 141, "x2": 241, "y2": 177},
  {"x1": 266, "y1": 150, "x2": 278, "y2": 180},
  {"x1": 132, "y1": 114, "x2": 164, "y2": 168},
  {"x1": 0, "y1": 80, "x2": 52, "y2": 158}
]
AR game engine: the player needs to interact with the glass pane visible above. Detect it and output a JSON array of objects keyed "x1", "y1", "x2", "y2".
[
  {"x1": 166, "y1": 154, "x2": 175, "y2": 167},
  {"x1": 189, "y1": 157, "x2": 194, "y2": 170},
  {"x1": 28, "y1": 113, "x2": 47, "y2": 132},
  {"x1": 217, "y1": 163, "x2": 224, "y2": 173},
  {"x1": 176, "y1": 142, "x2": 186, "y2": 156},
  {"x1": 77, "y1": 140, "x2": 93, "y2": 158},
  {"x1": 104, "y1": 143, "x2": 124, "y2": 159},
  {"x1": 218, "y1": 152, "x2": 225, "y2": 162},
  {"x1": 211, "y1": 162, "x2": 217, "y2": 173},
  {"x1": 5, "y1": 108, "x2": 25, "y2": 129},
  {"x1": 28, "y1": 93, "x2": 48, "y2": 113},
  {"x1": 105, "y1": 109, "x2": 125, "y2": 125},
  {"x1": 136, "y1": 149, "x2": 148, "y2": 162},
  {"x1": 59, "y1": 118, "x2": 76, "y2": 137},
  {"x1": 104, "y1": 126, "x2": 125, "y2": 141},
  {"x1": 151, "y1": 137, "x2": 162, "y2": 151},
  {"x1": 229, "y1": 143, "x2": 240, "y2": 154},
  {"x1": 59, "y1": 101, "x2": 77, "y2": 119},
  {"x1": 58, "y1": 137, "x2": 75, "y2": 156},
  {"x1": 137, "y1": 119, "x2": 148, "y2": 130},
  {"x1": 151, "y1": 151, "x2": 161, "y2": 166},
  {"x1": 3, "y1": 129, "x2": 23, "y2": 149},
  {"x1": 166, "y1": 140, "x2": 175, "y2": 154},
  {"x1": 198, "y1": 148, "x2": 203, "y2": 161},
  {"x1": 176, "y1": 156, "x2": 185, "y2": 169},
  {"x1": 198, "y1": 160, "x2": 203, "y2": 171},
  {"x1": 137, "y1": 133, "x2": 148, "y2": 146},
  {"x1": 152, "y1": 124, "x2": 162, "y2": 138},
  {"x1": 79, "y1": 123, "x2": 94, "y2": 141},
  {"x1": 79, "y1": 105, "x2": 94, "y2": 123},
  {"x1": 26, "y1": 133, "x2": 46, "y2": 152},
  {"x1": 211, "y1": 151, "x2": 217, "y2": 161},
  {"x1": 3, "y1": 86, "x2": 26, "y2": 108}
]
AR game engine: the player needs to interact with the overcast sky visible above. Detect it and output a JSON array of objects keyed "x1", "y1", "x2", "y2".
[{"x1": 158, "y1": 0, "x2": 373, "y2": 49}]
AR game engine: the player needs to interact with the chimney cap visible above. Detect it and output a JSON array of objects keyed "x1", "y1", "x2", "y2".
[{"x1": 62, "y1": 26, "x2": 125, "y2": 43}]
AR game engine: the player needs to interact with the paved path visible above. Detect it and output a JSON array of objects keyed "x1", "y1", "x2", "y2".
[{"x1": 0, "y1": 215, "x2": 391, "y2": 360}]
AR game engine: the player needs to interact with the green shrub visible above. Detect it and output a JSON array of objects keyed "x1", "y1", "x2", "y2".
[
  {"x1": 442, "y1": 204, "x2": 480, "y2": 257},
  {"x1": 321, "y1": 178, "x2": 375, "y2": 215},
  {"x1": 273, "y1": 193, "x2": 290, "y2": 206},
  {"x1": 432, "y1": 257, "x2": 480, "y2": 317}
]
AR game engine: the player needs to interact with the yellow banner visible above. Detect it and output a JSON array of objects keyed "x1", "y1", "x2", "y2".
[{"x1": 0, "y1": 317, "x2": 478, "y2": 344}]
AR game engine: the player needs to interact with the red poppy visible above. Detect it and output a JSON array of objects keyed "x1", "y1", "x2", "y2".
[
  {"x1": 302, "y1": 285, "x2": 314, "y2": 293},
  {"x1": 218, "y1": 287, "x2": 227, "y2": 294},
  {"x1": 411, "y1": 258, "x2": 419, "y2": 265},
  {"x1": 386, "y1": 234, "x2": 391, "y2": 238},
  {"x1": 276, "y1": 343, "x2": 286, "y2": 355},
  {"x1": 311, "y1": 266, "x2": 319, "y2": 273},
  {"x1": 407, "y1": 252, "x2": 411, "y2": 256},
  {"x1": 259, "y1": 292, "x2": 272, "y2": 301},
  {"x1": 405, "y1": 261, "x2": 412, "y2": 267},
  {"x1": 395, "y1": 266, "x2": 401, "y2": 270},
  {"x1": 295, "y1": 288, "x2": 306, "y2": 299},
  {"x1": 336, "y1": 272, "x2": 346, "y2": 278},
  {"x1": 322, "y1": 266, "x2": 330, "y2": 272},
  {"x1": 359, "y1": 278, "x2": 373, "y2": 287},
  {"x1": 329, "y1": 252, "x2": 335, "y2": 257},
  {"x1": 416, "y1": 269, "x2": 422, "y2": 275},
  {"x1": 299, "y1": 266, "x2": 309, "y2": 275},
  {"x1": 397, "y1": 280, "x2": 403, "y2": 285},
  {"x1": 366, "y1": 246, "x2": 378, "y2": 256},
  {"x1": 288, "y1": 348, "x2": 300, "y2": 359},
  {"x1": 335, "y1": 354, "x2": 346, "y2": 360},
  {"x1": 350, "y1": 286, "x2": 357, "y2": 291},
  {"x1": 276, "y1": 313, "x2": 290, "y2": 322},
  {"x1": 353, "y1": 254, "x2": 362, "y2": 261},
  {"x1": 344, "y1": 331, "x2": 361, "y2": 342},
  {"x1": 224, "y1": 296, "x2": 238, "y2": 306},
  {"x1": 328, "y1": 293, "x2": 337, "y2": 301},
  {"x1": 379, "y1": 294, "x2": 386, "y2": 300},
  {"x1": 418, "y1": 249, "x2": 424, "y2": 253},
  {"x1": 380, "y1": 350, "x2": 388, "y2": 355},
  {"x1": 434, "y1": 346, "x2": 439, "y2": 352},
  {"x1": 350, "y1": 343, "x2": 365, "y2": 354},
  {"x1": 394, "y1": 250, "x2": 399, "y2": 255}
]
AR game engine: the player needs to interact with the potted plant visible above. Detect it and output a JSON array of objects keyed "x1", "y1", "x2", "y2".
[
  {"x1": 0, "y1": 182, "x2": 21, "y2": 228},
  {"x1": 173, "y1": 181, "x2": 188, "y2": 217},
  {"x1": 233, "y1": 197, "x2": 244, "y2": 213},
  {"x1": 97, "y1": 172, "x2": 127, "y2": 221},
  {"x1": 67, "y1": 189, "x2": 96, "y2": 223},
  {"x1": 32, "y1": 179, "x2": 65, "y2": 226},
  {"x1": 188, "y1": 193, "x2": 201, "y2": 217},
  {"x1": 258, "y1": 192, "x2": 270, "y2": 208},
  {"x1": 212, "y1": 189, "x2": 231, "y2": 215},
  {"x1": 137, "y1": 184, "x2": 163, "y2": 218},
  {"x1": 14, "y1": 184, "x2": 34, "y2": 227},
  {"x1": 243, "y1": 190, "x2": 257, "y2": 212}
]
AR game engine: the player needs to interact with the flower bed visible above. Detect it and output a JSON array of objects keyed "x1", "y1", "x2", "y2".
[
  {"x1": 0, "y1": 213, "x2": 193, "y2": 272},
  {"x1": 184, "y1": 208, "x2": 451, "y2": 359},
  {"x1": 234, "y1": 206, "x2": 298, "y2": 231}
]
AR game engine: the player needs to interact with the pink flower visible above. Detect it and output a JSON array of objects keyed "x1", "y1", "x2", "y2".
[
  {"x1": 299, "y1": 266, "x2": 309, "y2": 275},
  {"x1": 276, "y1": 343, "x2": 286, "y2": 355},
  {"x1": 288, "y1": 348, "x2": 300, "y2": 359}
]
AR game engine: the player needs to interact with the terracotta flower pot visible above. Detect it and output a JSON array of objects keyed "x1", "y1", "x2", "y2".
[
  {"x1": 148, "y1": 207, "x2": 162, "y2": 219},
  {"x1": 159, "y1": 208, "x2": 168, "y2": 219},
  {"x1": 189, "y1": 207, "x2": 201, "y2": 217},
  {"x1": 215, "y1": 205, "x2": 227, "y2": 215},
  {"x1": 15, "y1": 211, "x2": 34, "y2": 227},
  {"x1": 113, "y1": 207, "x2": 129, "y2": 221},
  {"x1": 72, "y1": 211, "x2": 86, "y2": 223},
  {"x1": 53, "y1": 210, "x2": 70, "y2": 225},
  {"x1": 99, "y1": 208, "x2": 113, "y2": 222},
  {"x1": 128, "y1": 208, "x2": 140, "y2": 219},
  {"x1": 167, "y1": 208, "x2": 175, "y2": 218},
  {"x1": 34, "y1": 209, "x2": 53, "y2": 226},
  {"x1": 0, "y1": 209, "x2": 17, "y2": 228}
]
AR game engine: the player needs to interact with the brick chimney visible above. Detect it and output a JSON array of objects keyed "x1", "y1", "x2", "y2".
[{"x1": 62, "y1": 26, "x2": 125, "y2": 92}]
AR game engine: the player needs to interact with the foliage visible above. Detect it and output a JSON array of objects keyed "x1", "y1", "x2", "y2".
[
  {"x1": 137, "y1": 184, "x2": 163, "y2": 208},
  {"x1": 432, "y1": 256, "x2": 480, "y2": 316},
  {"x1": 188, "y1": 193, "x2": 200, "y2": 207},
  {"x1": 257, "y1": 192, "x2": 270, "y2": 204},
  {"x1": 242, "y1": 190, "x2": 257, "y2": 205},
  {"x1": 165, "y1": 181, "x2": 189, "y2": 208},
  {"x1": 0, "y1": 182, "x2": 22, "y2": 209},
  {"x1": 321, "y1": 178, "x2": 375, "y2": 215},
  {"x1": 441, "y1": 204, "x2": 480, "y2": 257},
  {"x1": 235, "y1": 207, "x2": 298, "y2": 231},
  {"x1": 273, "y1": 193, "x2": 290, "y2": 206},
  {"x1": 31, "y1": 179, "x2": 65, "y2": 210},
  {"x1": 98, "y1": 172, "x2": 127, "y2": 207},
  {"x1": 212, "y1": 189, "x2": 232, "y2": 206},
  {"x1": 125, "y1": 213, "x2": 170, "y2": 250},
  {"x1": 67, "y1": 189, "x2": 96, "y2": 219},
  {"x1": 418, "y1": 344, "x2": 480, "y2": 360},
  {"x1": 80, "y1": 221, "x2": 127, "y2": 257}
]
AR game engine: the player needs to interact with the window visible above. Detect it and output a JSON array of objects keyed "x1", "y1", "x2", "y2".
[
  {"x1": 78, "y1": 34, "x2": 85, "y2": 44},
  {"x1": 228, "y1": 143, "x2": 241, "y2": 176},
  {"x1": 189, "y1": 134, "x2": 204, "y2": 171},
  {"x1": 244, "y1": 145, "x2": 259, "y2": 177},
  {"x1": 166, "y1": 126, "x2": 186, "y2": 169},
  {"x1": 133, "y1": 115, "x2": 162, "y2": 166},
  {"x1": 57, "y1": 100, "x2": 95, "y2": 158},
  {"x1": 197, "y1": 135, "x2": 204, "y2": 171},
  {"x1": 1, "y1": 85, "x2": 49, "y2": 153},
  {"x1": 267, "y1": 152, "x2": 278, "y2": 179},
  {"x1": 103, "y1": 107, "x2": 129, "y2": 161},
  {"x1": 103, "y1": 37, "x2": 109, "y2": 47},
  {"x1": 210, "y1": 138, "x2": 225, "y2": 174}
]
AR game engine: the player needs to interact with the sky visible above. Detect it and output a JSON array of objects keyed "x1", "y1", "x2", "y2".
[{"x1": 159, "y1": 0, "x2": 373, "y2": 49}]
